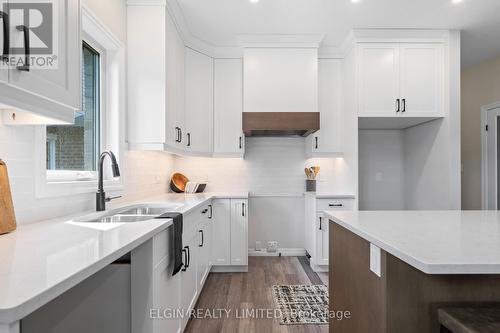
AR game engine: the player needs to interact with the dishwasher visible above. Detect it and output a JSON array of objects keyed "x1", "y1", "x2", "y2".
[{"x1": 21, "y1": 255, "x2": 131, "y2": 333}]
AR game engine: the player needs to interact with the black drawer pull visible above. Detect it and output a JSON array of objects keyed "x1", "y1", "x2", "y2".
[{"x1": 329, "y1": 203, "x2": 343, "y2": 207}]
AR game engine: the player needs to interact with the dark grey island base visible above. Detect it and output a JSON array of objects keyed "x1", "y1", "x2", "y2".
[{"x1": 329, "y1": 221, "x2": 500, "y2": 333}]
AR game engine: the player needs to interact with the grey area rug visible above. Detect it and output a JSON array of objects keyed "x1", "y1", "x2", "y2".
[{"x1": 272, "y1": 285, "x2": 329, "y2": 325}]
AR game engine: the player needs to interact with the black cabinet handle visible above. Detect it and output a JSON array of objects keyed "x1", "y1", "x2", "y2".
[
  {"x1": 181, "y1": 248, "x2": 188, "y2": 271},
  {"x1": 186, "y1": 246, "x2": 190, "y2": 268},
  {"x1": 16, "y1": 25, "x2": 29, "y2": 71},
  {"x1": 187, "y1": 133, "x2": 191, "y2": 147},
  {"x1": 402, "y1": 98, "x2": 406, "y2": 113},
  {"x1": 199, "y1": 230, "x2": 204, "y2": 247},
  {"x1": 315, "y1": 137, "x2": 318, "y2": 150},
  {"x1": 0, "y1": 11, "x2": 9, "y2": 62},
  {"x1": 242, "y1": 202, "x2": 245, "y2": 217},
  {"x1": 175, "y1": 127, "x2": 181, "y2": 142},
  {"x1": 208, "y1": 204, "x2": 213, "y2": 219},
  {"x1": 396, "y1": 99, "x2": 400, "y2": 113},
  {"x1": 239, "y1": 136, "x2": 242, "y2": 149},
  {"x1": 329, "y1": 203, "x2": 344, "y2": 207},
  {"x1": 319, "y1": 217, "x2": 322, "y2": 231},
  {"x1": 179, "y1": 128, "x2": 183, "y2": 143}
]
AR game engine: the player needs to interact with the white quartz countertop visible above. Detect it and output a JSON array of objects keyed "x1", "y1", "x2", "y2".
[
  {"x1": 303, "y1": 193, "x2": 356, "y2": 199},
  {"x1": 0, "y1": 192, "x2": 248, "y2": 323},
  {"x1": 325, "y1": 210, "x2": 500, "y2": 275}
]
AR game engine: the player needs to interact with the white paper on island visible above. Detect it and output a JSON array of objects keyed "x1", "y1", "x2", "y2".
[{"x1": 370, "y1": 243, "x2": 382, "y2": 277}]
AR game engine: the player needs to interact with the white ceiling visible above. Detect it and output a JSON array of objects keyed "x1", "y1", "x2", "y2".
[{"x1": 175, "y1": 0, "x2": 500, "y2": 68}]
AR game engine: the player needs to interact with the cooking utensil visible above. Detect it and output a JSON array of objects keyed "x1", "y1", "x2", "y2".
[
  {"x1": 0, "y1": 159, "x2": 16, "y2": 235},
  {"x1": 170, "y1": 173, "x2": 189, "y2": 193}
]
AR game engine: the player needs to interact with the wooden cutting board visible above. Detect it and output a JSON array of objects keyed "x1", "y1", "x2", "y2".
[{"x1": 0, "y1": 159, "x2": 16, "y2": 234}]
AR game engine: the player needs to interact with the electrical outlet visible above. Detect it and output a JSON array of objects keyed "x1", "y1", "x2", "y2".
[
  {"x1": 255, "y1": 241, "x2": 262, "y2": 251},
  {"x1": 267, "y1": 241, "x2": 278, "y2": 253}
]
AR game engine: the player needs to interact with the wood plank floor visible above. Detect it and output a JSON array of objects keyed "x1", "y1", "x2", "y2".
[{"x1": 185, "y1": 256, "x2": 329, "y2": 333}]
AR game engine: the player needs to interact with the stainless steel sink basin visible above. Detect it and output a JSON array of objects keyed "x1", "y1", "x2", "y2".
[
  {"x1": 73, "y1": 204, "x2": 184, "y2": 223},
  {"x1": 118, "y1": 207, "x2": 178, "y2": 216},
  {"x1": 86, "y1": 215, "x2": 156, "y2": 223}
]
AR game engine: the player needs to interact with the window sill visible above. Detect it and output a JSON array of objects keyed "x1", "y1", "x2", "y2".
[{"x1": 36, "y1": 178, "x2": 124, "y2": 198}]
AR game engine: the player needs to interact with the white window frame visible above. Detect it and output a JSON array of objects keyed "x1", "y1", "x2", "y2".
[{"x1": 34, "y1": 5, "x2": 125, "y2": 198}]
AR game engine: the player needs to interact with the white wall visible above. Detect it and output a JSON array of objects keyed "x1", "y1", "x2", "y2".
[
  {"x1": 1, "y1": 0, "x2": 175, "y2": 225},
  {"x1": 359, "y1": 119, "x2": 455, "y2": 211},
  {"x1": 174, "y1": 136, "x2": 355, "y2": 249},
  {"x1": 358, "y1": 130, "x2": 405, "y2": 210}
]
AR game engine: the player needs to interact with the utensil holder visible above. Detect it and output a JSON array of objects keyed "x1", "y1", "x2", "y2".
[{"x1": 306, "y1": 180, "x2": 316, "y2": 192}]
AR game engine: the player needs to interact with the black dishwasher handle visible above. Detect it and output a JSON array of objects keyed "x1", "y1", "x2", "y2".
[
  {"x1": 16, "y1": 25, "x2": 29, "y2": 71},
  {"x1": 0, "y1": 11, "x2": 9, "y2": 62}
]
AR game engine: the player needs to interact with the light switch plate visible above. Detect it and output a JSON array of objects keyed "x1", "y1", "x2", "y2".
[{"x1": 370, "y1": 243, "x2": 381, "y2": 277}]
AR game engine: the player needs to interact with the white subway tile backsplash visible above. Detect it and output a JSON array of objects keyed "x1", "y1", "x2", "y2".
[{"x1": 0, "y1": 122, "x2": 175, "y2": 225}]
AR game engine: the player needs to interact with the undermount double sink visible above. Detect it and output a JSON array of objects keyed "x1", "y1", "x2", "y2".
[{"x1": 74, "y1": 204, "x2": 184, "y2": 223}]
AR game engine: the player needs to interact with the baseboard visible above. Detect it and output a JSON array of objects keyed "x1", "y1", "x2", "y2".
[
  {"x1": 248, "y1": 248, "x2": 307, "y2": 257},
  {"x1": 211, "y1": 265, "x2": 248, "y2": 273},
  {"x1": 310, "y1": 262, "x2": 329, "y2": 273}
]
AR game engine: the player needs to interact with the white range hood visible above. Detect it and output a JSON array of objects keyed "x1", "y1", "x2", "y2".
[{"x1": 241, "y1": 35, "x2": 322, "y2": 136}]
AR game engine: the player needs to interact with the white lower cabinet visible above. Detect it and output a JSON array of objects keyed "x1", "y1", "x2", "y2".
[
  {"x1": 211, "y1": 200, "x2": 231, "y2": 265},
  {"x1": 305, "y1": 195, "x2": 354, "y2": 272},
  {"x1": 316, "y1": 215, "x2": 329, "y2": 266},
  {"x1": 230, "y1": 199, "x2": 248, "y2": 266},
  {"x1": 211, "y1": 199, "x2": 248, "y2": 270},
  {"x1": 180, "y1": 229, "x2": 198, "y2": 331},
  {"x1": 132, "y1": 199, "x2": 247, "y2": 332}
]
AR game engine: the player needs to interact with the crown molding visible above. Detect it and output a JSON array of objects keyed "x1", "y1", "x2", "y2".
[
  {"x1": 126, "y1": 0, "x2": 167, "y2": 6},
  {"x1": 237, "y1": 34, "x2": 324, "y2": 48}
]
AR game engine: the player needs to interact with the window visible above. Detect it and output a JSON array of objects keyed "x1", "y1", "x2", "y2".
[{"x1": 46, "y1": 42, "x2": 100, "y2": 173}]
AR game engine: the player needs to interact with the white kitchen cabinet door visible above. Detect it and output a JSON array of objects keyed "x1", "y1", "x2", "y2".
[
  {"x1": 230, "y1": 199, "x2": 248, "y2": 266},
  {"x1": 316, "y1": 215, "x2": 329, "y2": 266},
  {"x1": 197, "y1": 218, "x2": 212, "y2": 289},
  {"x1": 399, "y1": 43, "x2": 444, "y2": 117},
  {"x1": 165, "y1": 13, "x2": 185, "y2": 148},
  {"x1": 8, "y1": 0, "x2": 80, "y2": 110},
  {"x1": 180, "y1": 231, "x2": 198, "y2": 330},
  {"x1": 309, "y1": 58, "x2": 343, "y2": 156},
  {"x1": 153, "y1": 259, "x2": 181, "y2": 333},
  {"x1": 0, "y1": 0, "x2": 7, "y2": 83},
  {"x1": 185, "y1": 47, "x2": 213, "y2": 154},
  {"x1": 358, "y1": 43, "x2": 400, "y2": 117},
  {"x1": 214, "y1": 59, "x2": 244, "y2": 157},
  {"x1": 211, "y1": 199, "x2": 231, "y2": 265},
  {"x1": 127, "y1": 4, "x2": 166, "y2": 146}
]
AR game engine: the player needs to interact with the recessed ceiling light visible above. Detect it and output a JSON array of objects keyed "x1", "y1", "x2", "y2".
[
  {"x1": 452, "y1": 0, "x2": 463, "y2": 3},
  {"x1": 249, "y1": 0, "x2": 259, "y2": 3},
  {"x1": 351, "y1": 0, "x2": 361, "y2": 3}
]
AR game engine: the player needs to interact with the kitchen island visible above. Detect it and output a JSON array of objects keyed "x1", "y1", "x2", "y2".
[{"x1": 325, "y1": 210, "x2": 500, "y2": 333}]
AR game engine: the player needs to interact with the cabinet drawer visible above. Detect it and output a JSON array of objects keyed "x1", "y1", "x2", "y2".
[{"x1": 316, "y1": 199, "x2": 354, "y2": 212}]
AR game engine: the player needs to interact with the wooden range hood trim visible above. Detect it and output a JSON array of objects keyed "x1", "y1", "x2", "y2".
[{"x1": 242, "y1": 112, "x2": 320, "y2": 137}]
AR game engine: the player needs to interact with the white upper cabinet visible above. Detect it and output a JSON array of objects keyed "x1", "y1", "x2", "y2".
[
  {"x1": 399, "y1": 43, "x2": 444, "y2": 117},
  {"x1": 214, "y1": 58, "x2": 244, "y2": 157},
  {"x1": 127, "y1": 2, "x2": 188, "y2": 153},
  {"x1": 358, "y1": 44, "x2": 400, "y2": 117},
  {"x1": 357, "y1": 42, "x2": 444, "y2": 118},
  {"x1": 0, "y1": 0, "x2": 80, "y2": 124},
  {"x1": 185, "y1": 47, "x2": 213, "y2": 155},
  {"x1": 307, "y1": 58, "x2": 343, "y2": 156},
  {"x1": 165, "y1": 13, "x2": 185, "y2": 149},
  {"x1": 127, "y1": 4, "x2": 167, "y2": 147},
  {"x1": 243, "y1": 48, "x2": 318, "y2": 113}
]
